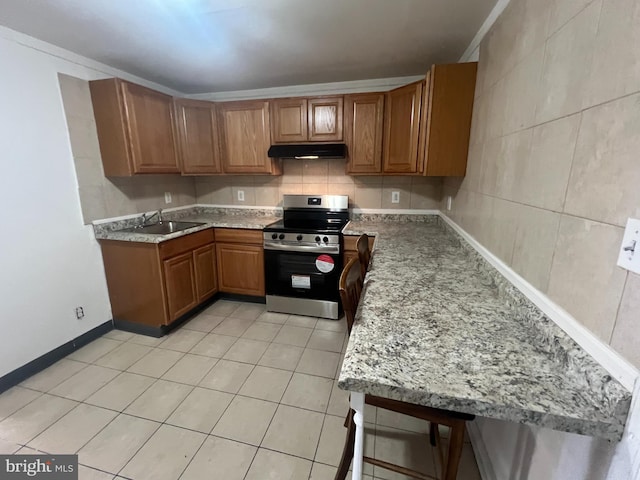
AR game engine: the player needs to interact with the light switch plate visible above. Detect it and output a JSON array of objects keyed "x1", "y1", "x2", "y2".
[
  {"x1": 617, "y1": 218, "x2": 640, "y2": 274},
  {"x1": 164, "y1": 192, "x2": 172, "y2": 204},
  {"x1": 391, "y1": 191, "x2": 400, "y2": 204},
  {"x1": 237, "y1": 190, "x2": 245, "y2": 202}
]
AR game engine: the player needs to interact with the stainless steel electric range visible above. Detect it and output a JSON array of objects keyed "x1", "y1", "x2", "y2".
[{"x1": 263, "y1": 195, "x2": 350, "y2": 320}]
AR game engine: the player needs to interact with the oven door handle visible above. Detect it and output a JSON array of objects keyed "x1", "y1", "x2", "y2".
[{"x1": 263, "y1": 242, "x2": 340, "y2": 254}]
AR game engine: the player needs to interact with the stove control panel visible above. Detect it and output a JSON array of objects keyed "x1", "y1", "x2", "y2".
[
  {"x1": 263, "y1": 231, "x2": 341, "y2": 254},
  {"x1": 263, "y1": 232, "x2": 340, "y2": 245}
]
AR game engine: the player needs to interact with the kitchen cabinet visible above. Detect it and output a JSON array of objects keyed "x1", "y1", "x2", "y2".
[
  {"x1": 219, "y1": 100, "x2": 281, "y2": 174},
  {"x1": 215, "y1": 228, "x2": 265, "y2": 296},
  {"x1": 344, "y1": 93, "x2": 385, "y2": 174},
  {"x1": 174, "y1": 99, "x2": 222, "y2": 175},
  {"x1": 163, "y1": 251, "x2": 198, "y2": 320},
  {"x1": 194, "y1": 244, "x2": 218, "y2": 301},
  {"x1": 89, "y1": 78, "x2": 180, "y2": 176},
  {"x1": 99, "y1": 229, "x2": 216, "y2": 331},
  {"x1": 343, "y1": 235, "x2": 375, "y2": 267},
  {"x1": 271, "y1": 98, "x2": 308, "y2": 143},
  {"x1": 271, "y1": 96, "x2": 343, "y2": 143},
  {"x1": 349, "y1": 62, "x2": 476, "y2": 177},
  {"x1": 383, "y1": 81, "x2": 424, "y2": 174},
  {"x1": 419, "y1": 62, "x2": 477, "y2": 176},
  {"x1": 308, "y1": 96, "x2": 343, "y2": 141}
]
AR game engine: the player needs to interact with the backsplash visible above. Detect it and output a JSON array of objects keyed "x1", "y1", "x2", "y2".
[
  {"x1": 59, "y1": 74, "x2": 442, "y2": 224},
  {"x1": 194, "y1": 159, "x2": 443, "y2": 209}
]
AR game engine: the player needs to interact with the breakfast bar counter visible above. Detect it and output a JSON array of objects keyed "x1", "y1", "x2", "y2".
[{"x1": 338, "y1": 215, "x2": 631, "y2": 477}]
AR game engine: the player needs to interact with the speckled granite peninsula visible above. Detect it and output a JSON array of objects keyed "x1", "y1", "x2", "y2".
[
  {"x1": 340, "y1": 215, "x2": 631, "y2": 441},
  {"x1": 93, "y1": 206, "x2": 280, "y2": 243}
]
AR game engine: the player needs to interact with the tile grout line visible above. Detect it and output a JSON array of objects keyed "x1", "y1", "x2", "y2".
[{"x1": 4, "y1": 302, "x2": 459, "y2": 479}]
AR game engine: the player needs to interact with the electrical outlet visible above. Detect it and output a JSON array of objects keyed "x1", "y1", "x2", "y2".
[
  {"x1": 237, "y1": 190, "x2": 245, "y2": 202},
  {"x1": 618, "y1": 218, "x2": 640, "y2": 274},
  {"x1": 164, "y1": 192, "x2": 172, "y2": 204},
  {"x1": 75, "y1": 306, "x2": 84, "y2": 320},
  {"x1": 391, "y1": 191, "x2": 400, "y2": 204},
  {"x1": 446, "y1": 196, "x2": 452, "y2": 211}
]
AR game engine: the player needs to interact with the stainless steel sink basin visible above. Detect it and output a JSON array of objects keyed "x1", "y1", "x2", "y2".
[{"x1": 119, "y1": 221, "x2": 205, "y2": 235}]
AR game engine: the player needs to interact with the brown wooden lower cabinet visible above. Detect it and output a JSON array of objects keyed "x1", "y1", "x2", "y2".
[
  {"x1": 194, "y1": 244, "x2": 218, "y2": 302},
  {"x1": 100, "y1": 228, "x2": 218, "y2": 328},
  {"x1": 214, "y1": 228, "x2": 265, "y2": 297},
  {"x1": 216, "y1": 243, "x2": 265, "y2": 296},
  {"x1": 164, "y1": 251, "x2": 198, "y2": 320}
]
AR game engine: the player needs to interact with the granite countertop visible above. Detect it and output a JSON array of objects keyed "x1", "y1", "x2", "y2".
[
  {"x1": 339, "y1": 215, "x2": 631, "y2": 441},
  {"x1": 93, "y1": 207, "x2": 280, "y2": 244}
]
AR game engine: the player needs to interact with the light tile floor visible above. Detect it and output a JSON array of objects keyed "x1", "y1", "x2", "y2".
[{"x1": 0, "y1": 300, "x2": 482, "y2": 480}]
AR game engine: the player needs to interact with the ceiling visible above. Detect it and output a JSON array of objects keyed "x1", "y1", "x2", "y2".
[{"x1": 0, "y1": 0, "x2": 497, "y2": 94}]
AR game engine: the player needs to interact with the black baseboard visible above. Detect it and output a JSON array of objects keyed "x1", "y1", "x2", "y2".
[
  {"x1": 112, "y1": 318, "x2": 164, "y2": 338},
  {"x1": 0, "y1": 320, "x2": 114, "y2": 394},
  {"x1": 219, "y1": 293, "x2": 266, "y2": 304}
]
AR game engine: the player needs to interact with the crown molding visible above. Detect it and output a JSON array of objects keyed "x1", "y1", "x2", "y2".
[
  {"x1": 186, "y1": 75, "x2": 425, "y2": 101},
  {"x1": 459, "y1": 0, "x2": 512, "y2": 62}
]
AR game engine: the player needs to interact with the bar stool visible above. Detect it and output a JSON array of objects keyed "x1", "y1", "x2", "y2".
[
  {"x1": 337, "y1": 256, "x2": 474, "y2": 480},
  {"x1": 356, "y1": 234, "x2": 371, "y2": 280}
]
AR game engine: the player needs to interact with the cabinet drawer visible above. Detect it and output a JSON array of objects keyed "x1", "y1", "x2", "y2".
[
  {"x1": 214, "y1": 228, "x2": 263, "y2": 245},
  {"x1": 159, "y1": 229, "x2": 215, "y2": 260}
]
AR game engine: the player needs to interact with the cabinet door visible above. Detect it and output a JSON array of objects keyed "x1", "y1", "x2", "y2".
[
  {"x1": 308, "y1": 97, "x2": 343, "y2": 141},
  {"x1": 344, "y1": 93, "x2": 384, "y2": 174},
  {"x1": 219, "y1": 101, "x2": 275, "y2": 174},
  {"x1": 163, "y1": 251, "x2": 197, "y2": 322},
  {"x1": 193, "y1": 244, "x2": 218, "y2": 302},
  {"x1": 382, "y1": 81, "x2": 423, "y2": 174},
  {"x1": 271, "y1": 98, "x2": 308, "y2": 143},
  {"x1": 175, "y1": 99, "x2": 222, "y2": 174},
  {"x1": 423, "y1": 63, "x2": 477, "y2": 176},
  {"x1": 121, "y1": 82, "x2": 180, "y2": 173},
  {"x1": 216, "y1": 244, "x2": 265, "y2": 296}
]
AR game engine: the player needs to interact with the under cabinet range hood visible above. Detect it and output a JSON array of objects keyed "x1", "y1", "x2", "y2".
[{"x1": 267, "y1": 143, "x2": 347, "y2": 159}]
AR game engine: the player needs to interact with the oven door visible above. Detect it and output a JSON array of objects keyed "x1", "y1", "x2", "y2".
[{"x1": 264, "y1": 249, "x2": 343, "y2": 302}]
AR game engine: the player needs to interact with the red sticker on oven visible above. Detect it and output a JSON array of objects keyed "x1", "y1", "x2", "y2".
[{"x1": 315, "y1": 255, "x2": 335, "y2": 273}]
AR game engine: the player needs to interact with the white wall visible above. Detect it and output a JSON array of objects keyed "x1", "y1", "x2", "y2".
[{"x1": 0, "y1": 27, "x2": 181, "y2": 377}]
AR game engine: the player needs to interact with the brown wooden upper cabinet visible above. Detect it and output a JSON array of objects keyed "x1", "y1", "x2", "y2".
[
  {"x1": 420, "y1": 62, "x2": 478, "y2": 176},
  {"x1": 219, "y1": 100, "x2": 281, "y2": 175},
  {"x1": 383, "y1": 81, "x2": 424, "y2": 175},
  {"x1": 89, "y1": 78, "x2": 180, "y2": 176},
  {"x1": 352, "y1": 62, "x2": 477, "y2": 176},
  {"x1": 271, "y1": 98, "x2": 307, "y2": 143},
  {"x1": 271, "y1": 96, "x2": 343, "y2": 143},
  {"x1": 344, "y1": 93, "x2": 385, "y2": 174},
  {"x1": 174, "y1": 99, "x2": 222, "y2": 175}
]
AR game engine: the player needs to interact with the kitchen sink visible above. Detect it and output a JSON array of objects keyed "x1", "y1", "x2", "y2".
[{"x1": 119, "y1": 221, "x2": 205, "y2": 235}]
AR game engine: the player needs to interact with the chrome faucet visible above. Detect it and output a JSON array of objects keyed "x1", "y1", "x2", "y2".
[{"x1": 141, "y1": 209, "x2": 163, "y2": 226}]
